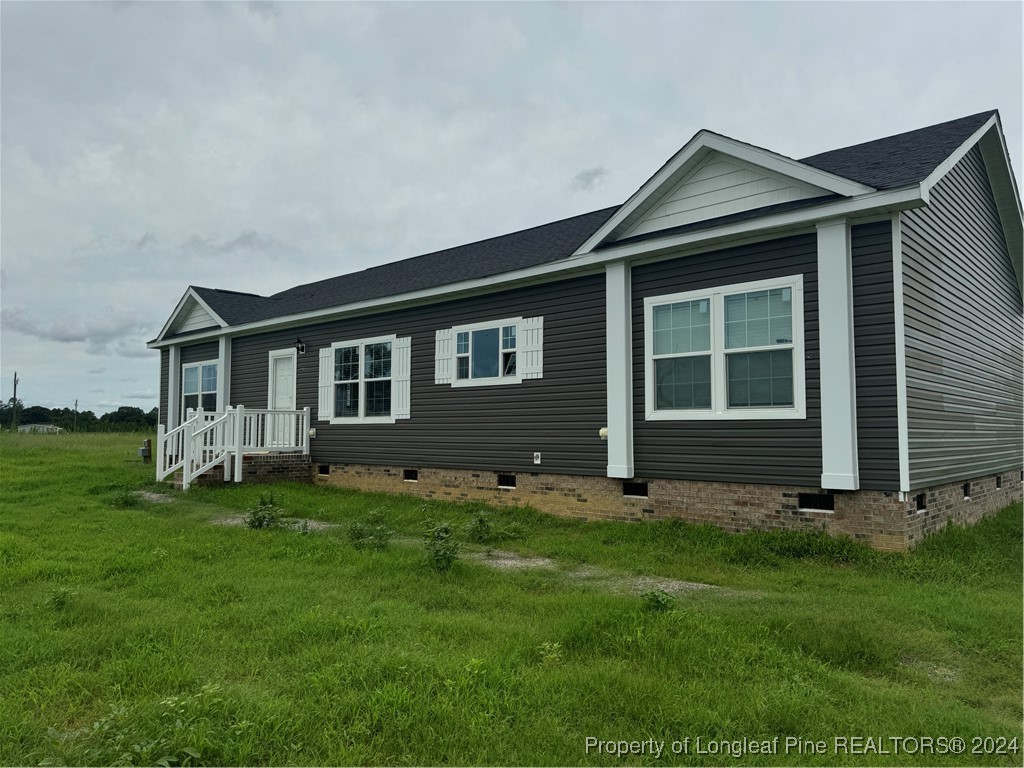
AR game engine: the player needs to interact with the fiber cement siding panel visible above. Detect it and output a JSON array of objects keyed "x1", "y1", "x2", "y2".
[
  {"x1": 900, "y1": 145, "x2": 1023, "y2": 489},
  {"x1": 851, "y1": 221, "x2": 900, "y2": 489},
  {"x1": 631, "y1": 233, "x2": 822, "y2": 485},
  {"x1": 230, "y1": 274, "x2": 607, "y2": 476}
]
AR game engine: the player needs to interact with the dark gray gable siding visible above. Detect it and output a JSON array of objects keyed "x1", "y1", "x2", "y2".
[
  {"x1": 180, "y1": 341, "x2": 219, "y2": 365},
  {"x1": 851, "y1": 221, "x2": 900, "y2": 489},
  {"x1": 230, "y1": 274, "x2": 607, "y2": 476},
  {"x1": 159, "y1": 349, "x2": 169, "y2": 428},
  {"x1": 630, "y1": 233, "x2": 822, "y2": 485},
  {"x1": 901, "y1": 144, "x2": 1024, "y2": 489}
]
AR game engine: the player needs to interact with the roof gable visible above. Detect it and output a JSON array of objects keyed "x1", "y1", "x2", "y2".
[
  {"x1": 621, "y1": 150, "x2": 835, "y2": 239},
  {"x1": 156, "y1": 287, "x2": 228, "y2": 342},
  {"x1": 575, "y1": 131, "x2": 874, "y2": 253}
]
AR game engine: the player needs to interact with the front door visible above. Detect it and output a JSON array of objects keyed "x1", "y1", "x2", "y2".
[{"x1": 268, "y1": 350, "x2": 297, "y2": 446}]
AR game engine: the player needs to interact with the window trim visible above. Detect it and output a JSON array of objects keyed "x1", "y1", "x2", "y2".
[
  {"x1": 644, "y1": 275, "x2": 806, "y2": 420},
  {"x1": 181, "y1": 359, "x2": 218, "y2": 414},
  {"x1": 450, "y1": 317, "x2": 524, "y2": 388},
  {"x1": 329, "y1": 334, "x2": 398, "y2": 425}
]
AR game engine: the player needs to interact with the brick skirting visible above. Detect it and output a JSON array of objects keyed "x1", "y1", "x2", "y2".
[
  {"x1": 178, "y1": 453, "x2": 312, "y2": 487},
  {"x1": 313, "y1": 463, "x2": 1022, "y2": 551}
]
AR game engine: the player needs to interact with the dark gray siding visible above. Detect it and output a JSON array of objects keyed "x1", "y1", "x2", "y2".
[
  {"x1": 230, "y1": 274, "x2": 608, "y2": 475},
  {"x1": 180, "y1": 341, "x2": 219, "y2": 365},
  {"x1": 851, "y1": 221, "x2": 900, "y2": 489},
  {"x1": 159, "y1": 349, "x2": 169, "y2": 427},
  {"x1": 631, "y1": 233, "x2": 822, "y2": 485},
  {"x1": 901, "y1": 145, "x2": 1023, "y2": 488}
]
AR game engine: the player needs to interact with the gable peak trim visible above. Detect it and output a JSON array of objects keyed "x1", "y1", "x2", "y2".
[{"x1": 155, "y1": 286, "x2": 229, "y2": 342}]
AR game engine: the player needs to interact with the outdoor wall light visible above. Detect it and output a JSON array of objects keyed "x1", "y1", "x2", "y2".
[{"x1": 295, "y1": 338, "x2": 306, "y2": 354}]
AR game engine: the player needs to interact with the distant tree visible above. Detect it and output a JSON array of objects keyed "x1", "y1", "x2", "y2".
[
  {"x1": 19, "y1": 405, "x2": 53, "y2": 425},
  {"x1": 0, "y1": 397, "x2": 24, "y2": 428},
  {"x1": 145, "y1": 407, "x2": 158, "y2": 429},
  {"x1": 76, "y1": 410, "x2": 99, "y2": 432},
  {"x1": 100, "y1": 406, "x2": 148, "y2": 431}
]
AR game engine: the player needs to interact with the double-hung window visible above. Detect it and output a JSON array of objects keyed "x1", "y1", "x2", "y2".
[
  {"x1": 435, "y1": 316, "x2": 544, "y2": 386},
  {"x1": 182, "y1": 361, "x2": 217, "y2": 412},
  {"x1": 644, "y1": 275, "x2": 805, "y2": 420},
  {"x1": 317, "y1": 335, "x2": 412, "y2": 423}
]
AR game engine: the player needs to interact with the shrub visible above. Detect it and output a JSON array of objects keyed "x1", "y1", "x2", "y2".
[
  {"x1": 423, "y1": 521, "x2": 460, "y2": 572},
  {"x1": 348, "y1": 512, "x2": 395, "y2": 551},
  {"x1": 244, "y1": 492, "x2": 282, "y2": 530},
  {"x1": 639, "y1": 589, "x2": 675, "y2": 612},
  {"x1": 464, "y1": 512, "x2": 524, "y2": 544}
]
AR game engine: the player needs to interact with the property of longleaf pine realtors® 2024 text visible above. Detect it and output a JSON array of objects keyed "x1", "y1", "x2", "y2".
[{"x1": 584, "y1": 735, "x2": 1020, "y2": 758}]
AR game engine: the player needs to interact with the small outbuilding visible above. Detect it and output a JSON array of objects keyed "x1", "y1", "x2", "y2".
[{"x1": 17, "y1": 424, "x2": 64, "y2": 434}]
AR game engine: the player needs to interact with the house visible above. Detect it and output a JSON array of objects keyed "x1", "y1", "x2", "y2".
[
  {"x1": 17, "y1": 424, "x2": 64, "y2": 434},
  {"x1": 148, "y1": 111, "x2": 1023, "y2": 550}
]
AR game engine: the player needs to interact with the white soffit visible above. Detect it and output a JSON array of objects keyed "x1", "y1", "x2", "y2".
[{"x1": 574, "y1": 130, "x2": 875, "y2": 254}]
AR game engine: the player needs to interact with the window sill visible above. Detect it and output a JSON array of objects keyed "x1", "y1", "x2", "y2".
[
  {"x1": 329, "y1": 416, "x2": 397, "y2": 425},
  {"x1": 646, "y1": 407, "x2": 806, "y2": 421},
  {"x1": 451, "y1": 376, "x2": 524, "y2": 388}
]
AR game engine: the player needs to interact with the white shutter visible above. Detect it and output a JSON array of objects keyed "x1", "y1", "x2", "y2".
[
  {"x1": 392, "y1": 336, "x2": 412, "y2": 419},
  {"x1": 317, "y1": 347, "x2": 333, "y2": 421},
  {"x1": 519, "y1": 316, "x2": 544, "y2": 379},
  {"x1": 434, "y1": 328, "x2": 453, "y2": 384}
]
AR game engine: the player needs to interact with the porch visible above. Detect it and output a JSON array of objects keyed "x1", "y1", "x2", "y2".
[{"x1": 156, "y1": 406, "x2": 311, "y2": 490}]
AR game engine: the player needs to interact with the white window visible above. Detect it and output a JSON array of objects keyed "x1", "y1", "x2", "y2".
[
  {"x1": 644, "y1": 275, "x2": 805, "y2": 420},
  {"x1": 434, "y1": 316, "x2": 544, "y2": 386},
  {"x1": 317, "y1": 335, "x2": 411, "y2": 423},
  {"x1": 182, "y1": 361, "x2": 217, "y2": 413}
]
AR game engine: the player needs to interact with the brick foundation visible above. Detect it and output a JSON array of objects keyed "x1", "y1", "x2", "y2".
[
  {"x1": 176, "y1": 453, "x2": 312, "y2": 488},
  {"x1": 313, "y1": 463, "x2": 1022, "y2": 551}
]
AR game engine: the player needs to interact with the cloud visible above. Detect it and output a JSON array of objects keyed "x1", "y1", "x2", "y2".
[
  {"x1": 1, "y1": 307, "x2": 155, "y2": 358},
  {"x1": 181, "y1": 230, "x2": 278, "y2": 255},
  {"x1": 122, "y1": 390, "x2": 156, "y2": 399},
  {"x1": 246, "y1": 2, "x2": 280, "y2": 20},
  {"x1": 570, "y1": 167, "x2": 608, "y2": 192},
  {"x1": 87, "y1": 367, "x2": 107, "y2": 375}
]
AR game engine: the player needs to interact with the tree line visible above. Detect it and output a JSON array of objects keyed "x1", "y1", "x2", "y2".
[{"x1": 1, "y1": 399, "x2": 158, "y2": 432}]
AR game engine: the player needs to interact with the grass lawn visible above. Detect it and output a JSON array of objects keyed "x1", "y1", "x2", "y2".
[{"x1": 1, "y1": 433, "x2": 1021, "y2": 766}]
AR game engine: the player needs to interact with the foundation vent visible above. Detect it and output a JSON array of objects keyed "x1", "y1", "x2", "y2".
[
  {"x1": 497, "y1": 473, "x2": 517, "y2": 488},
  {"x1": 797, "y1": 493, "x2": 835, "y2": 512},
  {"x1": 622, "y1": 480, "x2": 649, "y2": 498},
  {"x1": 317, "y1": 464, "x2": 330, "y2": 476},
  {"x1": 403, "y1": 468, "x2": 418, "y2": 482},
  {"x1": 963, "y1": 482, "x2": 971, "y2": 499},
  {"x1": 916, "y1": 493, "x2": 926, "y2": 511}
]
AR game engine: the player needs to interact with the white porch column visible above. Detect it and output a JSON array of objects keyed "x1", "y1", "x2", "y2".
[
  {"x1": 605, "y1": 261, "x2": 634, "y2": 478},
  {"x1": 218, "y1": 336, "x2": 231, "y2": 411},
  {"x1": 167, "y1": 344, "x2": 181, "y2": 429},
  {"x1": 816, "y1": 219, "x2": 860, "y2": 490}
]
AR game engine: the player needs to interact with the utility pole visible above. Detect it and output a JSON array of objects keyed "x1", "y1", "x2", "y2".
[
  {"x1": 74, "y1": 399, "x2": 79, "y2": 433},
  {"x1": 10, "y1": 372, "x2": 18, "y2": 431}
]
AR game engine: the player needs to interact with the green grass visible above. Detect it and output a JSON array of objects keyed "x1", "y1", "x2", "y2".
[{"x1": 1, "y1": 432, "x2": 1021, "y2": 766}]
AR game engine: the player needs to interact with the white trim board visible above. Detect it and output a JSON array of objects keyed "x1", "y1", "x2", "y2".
[{"x1": 891, "y1": 215, "x2": 911, "y2": 492}]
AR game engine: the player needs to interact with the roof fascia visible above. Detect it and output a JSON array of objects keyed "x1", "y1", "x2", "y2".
[
  {"x1": 919, "y1": 114, "x2": 999, "y2": 195},
  {"x1": 573, "y1": 131, "x2": 876, "y2": 255},
  {"x1": 154, "y1": 287, "x2": 229, "y2": 343},
  {"x1": 147, "y1": 185, "x2": 923, "y2": 350}
]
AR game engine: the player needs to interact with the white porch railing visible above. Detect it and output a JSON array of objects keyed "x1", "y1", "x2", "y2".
[{"x1": 156, "y1": 405, "x2": 311, "y2": 490}]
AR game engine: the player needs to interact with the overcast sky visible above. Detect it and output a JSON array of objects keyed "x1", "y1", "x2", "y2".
[{"x1": 1, "y1": 1, "x2": 1020, "y2": 416}]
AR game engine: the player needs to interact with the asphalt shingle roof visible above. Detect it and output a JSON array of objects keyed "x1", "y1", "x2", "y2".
[
  {"x1": 799, "y1": 110, "x2": 995, "y2": 189},
  {"x1": 183, "y1": 112, "x2": 995, "y2": 332}
]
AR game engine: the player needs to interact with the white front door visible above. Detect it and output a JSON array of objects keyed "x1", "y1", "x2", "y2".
[{"x1": 268, "y1": 350, "x2": 297, "y2": 446}]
